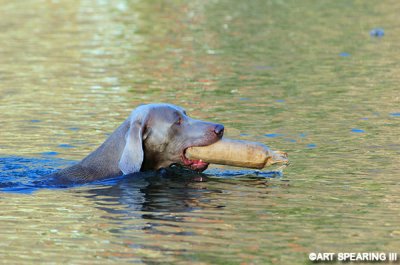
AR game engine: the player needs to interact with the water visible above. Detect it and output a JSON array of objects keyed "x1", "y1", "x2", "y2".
[{"x1": 1, "y1": 0, "x2": 399, "y2": 264}]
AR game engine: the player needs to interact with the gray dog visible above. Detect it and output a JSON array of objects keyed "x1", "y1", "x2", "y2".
[{"x1": 50, "y1": 103, "x2": 224, "y2": 183}]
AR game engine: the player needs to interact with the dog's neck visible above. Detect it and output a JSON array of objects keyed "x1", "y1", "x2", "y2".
[{"x1": 79, "y1": 119, "x2": 130, "y2": 178}]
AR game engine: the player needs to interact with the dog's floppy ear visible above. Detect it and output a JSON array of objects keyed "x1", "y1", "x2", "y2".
[{"x1": 118, "y1": 106, "x2": 150, "y2": 175}]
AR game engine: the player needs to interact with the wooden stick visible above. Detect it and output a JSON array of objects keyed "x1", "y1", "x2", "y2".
[{"x1": 186, "y1": 138, "x2": 288, "y2": 169}]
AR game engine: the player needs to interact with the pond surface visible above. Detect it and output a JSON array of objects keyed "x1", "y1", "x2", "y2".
[{"x1": 1, "y1": 0, "x2": 399, "y2": 264}]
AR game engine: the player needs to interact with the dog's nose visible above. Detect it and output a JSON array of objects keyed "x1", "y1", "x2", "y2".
[{"x1": 213, "y1": 124, "x2": 224, "y2": 137}]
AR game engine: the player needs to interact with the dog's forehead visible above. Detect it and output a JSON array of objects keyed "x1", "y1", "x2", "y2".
[
  {"x1": 131, "y1": 103, "x2": 186, "y2": 124},
  {"x1": 135, "y1": 103, "x2": 184, "y2": 113}
]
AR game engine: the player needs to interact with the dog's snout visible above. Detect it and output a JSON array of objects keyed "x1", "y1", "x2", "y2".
[{"x1": 213, "y1": 124, "x2": 224, "y2": 137}]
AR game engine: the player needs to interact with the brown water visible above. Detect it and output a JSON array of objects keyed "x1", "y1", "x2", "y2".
[{"x1": 0, "y1": 0, "x2": 399, "y2": 264}]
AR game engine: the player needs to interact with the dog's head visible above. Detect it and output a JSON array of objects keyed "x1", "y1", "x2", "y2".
[{"x1": 118, "y1": 103, "x2": 224, "y2": 175}]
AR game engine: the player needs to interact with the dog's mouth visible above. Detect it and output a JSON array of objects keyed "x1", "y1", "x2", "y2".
[
  {"x1": 181, "y1": 148, "x2": 209, "y2": 172},
  {"x1": 180, "y1": 127, "x2": 224, "y2": 172}
]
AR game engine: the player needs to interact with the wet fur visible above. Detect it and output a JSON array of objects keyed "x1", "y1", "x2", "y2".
[{"x1": 49, "y1": 103, "x2": 224, "y2": 184}]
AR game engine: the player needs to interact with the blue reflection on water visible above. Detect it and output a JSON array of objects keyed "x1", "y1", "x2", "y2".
[
  {"x1": 307, "y1": 143, "x2": 317, "y2": 149},
  {"x1": 370, "y1": 28, "x2": 384, "y2": 38},
  {"x1": 264, "y1": 133, "x2": 282, "y2": 138},
  {"x1": 0, "y1": 156, "x2": 71, "y2": 193},
  {"x1": 351, "y1": 128, "x2": 365, "y2": 133},
  {"x1": 58, "y1": 144, "x2": 75, "y2": 149}
]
